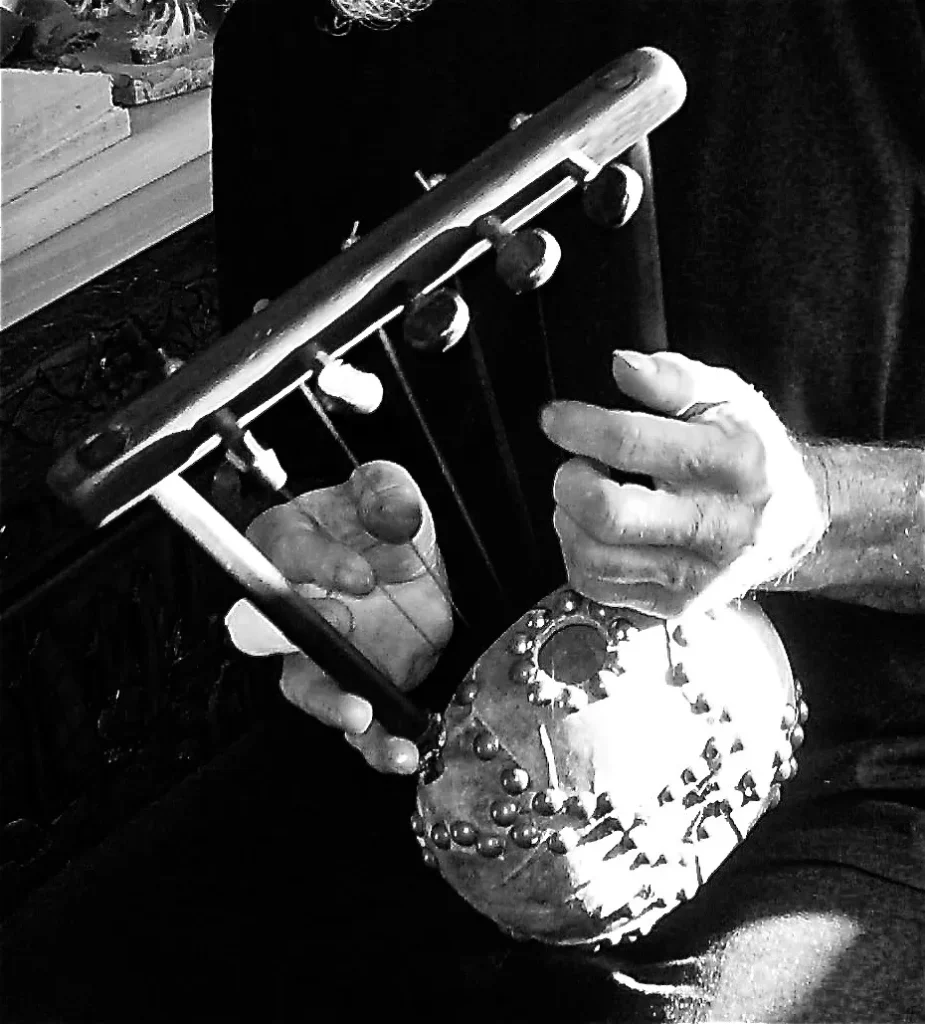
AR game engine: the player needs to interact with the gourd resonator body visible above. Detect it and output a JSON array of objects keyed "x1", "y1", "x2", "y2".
[{"x1": 414, "y1": 588, "x2": 806, "y2": 947}]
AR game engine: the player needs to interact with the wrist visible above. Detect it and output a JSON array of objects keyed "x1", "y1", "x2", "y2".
[
  {"x1": 762, "y1": 440, "x2": 925, "y2": 607},
  {"x1": 797, "y1": 441, "x2": 833, "y2": 531}
]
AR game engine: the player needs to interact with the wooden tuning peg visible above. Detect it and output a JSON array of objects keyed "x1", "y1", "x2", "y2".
[
  {"x1": 402, "y1": 288, "x2": 470, "y2": 353},
  {"x1": 580, "y1": 162, "x2": 644, "y2": 229},
  {"x1": 156, "y1": 345, "x2": 288, "y2": 494},
  {"x1": 473, "y1": 214, "x2": 561, "y2": 294},
  {"x1": 314, "y1": 355, "x2": 384, "y2": 414}
]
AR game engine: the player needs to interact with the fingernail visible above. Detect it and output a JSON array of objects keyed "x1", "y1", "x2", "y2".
[
  {"x1": 339, "y1": 695, "x2": 374, "y2": 735},
  {"x1": 613, "y1": 350, "x2": 652, "y2": 373},
  {"x1": 388, "y1": 740, "x2": 419, "y2": 775},
  {"x1": 309, "y1": 597, "x2": 355, "y2": 636},
  {"x1": 334, "y1": 560, "x2": 374, "y2": 593}
]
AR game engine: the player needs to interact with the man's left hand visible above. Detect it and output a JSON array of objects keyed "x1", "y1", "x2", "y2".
[{"x1": 540, "y1": 351, "x2": 830, "y2": 618}]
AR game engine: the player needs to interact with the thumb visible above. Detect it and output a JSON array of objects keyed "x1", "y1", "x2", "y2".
[
  {"x1": 350, "y1": 461, "x2": 438, "y2": 585},
  {"x1": 351, "y1": 460, "x2": 423, "y2": 544}
]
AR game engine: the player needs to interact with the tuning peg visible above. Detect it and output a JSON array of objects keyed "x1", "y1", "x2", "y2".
[
  {"x1": 156, "y1": 346, "x2": 288, "y2": 493},
  {"x1": 402, "y1": 287, "x2": 470, "y2": 353},
  {"x1": 581, "y1": 162, "x2": 644, "y2": 229},
  {"x1": 414, "y1": 170, "x2": 446, "y2": 192},
  {"x1": 212, "y1": 410, "x2": 288, "y2": 492},
  {"x1": 313, "y1": 355, "x2": 383, "y2": 414},
  {"x1": 561, "y1": 149, "x2": 603, "y2": 183},
  {"x1": 473, "y1": 214, "x2": 561, "y2": 294}
]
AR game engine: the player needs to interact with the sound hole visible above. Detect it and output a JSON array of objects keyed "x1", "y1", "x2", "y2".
[{"x1": 537, "y1": 625, "x2": 607, "y2": 685}]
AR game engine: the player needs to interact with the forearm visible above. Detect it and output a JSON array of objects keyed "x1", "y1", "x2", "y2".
[{"x1": 761, "y1": 442, "x2": 925, "y2": 613}]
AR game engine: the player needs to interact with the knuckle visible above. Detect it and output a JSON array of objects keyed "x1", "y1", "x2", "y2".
[
  {"x1": 620, "y1": 584, "x2": 665, "y2": 617},
  {"x1": 279, "y1": 656, "x2": 315, "y2": 707},
  {"x1": 656, "y1": 554, "x2": 700, "y2": 594},
  {"x1": 686, "y1": 496, "x2": 752, "y2": 564},
  {"x1": 658, "y1": 558, "x2": 687, "y2": 591},
  {"x1": 732, "y1": 431, "x2": 770, "y2": 488},
  {"x1": 686, "y1": 498, "x2": 710, "y2": 548},
  {"x1": 564, "y1": 540, "x2": 598, "y2": 580},
  {"x1": 675, "y1": 445, "x2": 710, "y2": 481},
  {"x1": 584, "y1": 486, "x2": 618, "y2": 537},
  {"x1": 560, "y1": 476, "x2": 624, "y2": 542},
  {"x1": 605, "y1": 419, "x2": 641, "y2": 467}
]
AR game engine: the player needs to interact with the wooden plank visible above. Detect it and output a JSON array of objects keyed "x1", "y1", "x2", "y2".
[
  {"x1": 3, "y1": 108, "x2": 132, "y2": 202},
  {"x1": 110, "y1": 53, "x2": 212, "y2": 105},
  {"x1": 0, "y1": 153, "x2": 212, "y2": 329},
  {"x1": 1, "y1": 68, "x2": 132, "y2": 201},
  {"x1": 1, "y1": 87, "x2": 211, "y2": 261}
]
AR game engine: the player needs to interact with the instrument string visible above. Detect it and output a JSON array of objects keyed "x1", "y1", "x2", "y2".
[
  {"x1": 331, "y1": 221, "x2": 474, "y2": 631},
  {"x1": 458, "y1": 304, "x2": 542, "y2": 605},
  {"x1": 375, "y1": 326, "x2": 503, "y2": 619},
  {"x1": 534, "y1": 292, "x2": 558, "y2": 401},
  {"x1": 298, "y1": 380, "x2": 462, "y2": 641}
]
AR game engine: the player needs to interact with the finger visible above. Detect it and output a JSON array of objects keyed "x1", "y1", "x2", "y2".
[
  {"x1": 554, "y1": 507, "x2": 719, "y2": 592},
  {"x1": 610, "y1": 350, "x2": 744, "y2": 415},
  {"x1": 280, "y1": 655, "x2": 373, "y2": 734},
  {"x1": 346, "y1": 721, "x2": 420, "y2": 775},
  {"x1": 225, "y1": 595, "x2": 354, "y2": 657},
  {"x1": 540, "y1": 401, "x2": 747, "y2": 490},
  {"x1": 553, "y1": 459, "x2": 753, "y2": 557},
  {"x1": 350, "y1": 461, "x2": 423, "y2": 545},
  {"x1": 565, "y1": 574, "x2": 693, "y2": 619},
  {"x1": 247, "y1": 502, "x2": 375, "y2": 594},
  {"x1": 350, "y1": 461, "x2": 437, "y2": 585}
]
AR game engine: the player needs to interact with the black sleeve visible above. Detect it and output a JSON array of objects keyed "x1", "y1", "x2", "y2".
[{"x1": 211, "y1": 0, "x2": 366, "y2": 332}]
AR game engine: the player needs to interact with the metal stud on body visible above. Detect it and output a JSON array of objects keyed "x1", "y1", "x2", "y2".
[
  {"x1": 431, "y1": 822, "x2": 451, "y2": 850},
  {"x1": 509, "y1": 633, "x2": 533, "y2": 656},
  {"x1": 552, "y1": 590, "x2": 583, "y2": 616},
  {"x1": 476, "y1": 834, "x2": 506, "y2": 859},
  {"x1": 450, "y1": 821, "x2": 478, "y2": 847},
  {"x1": 510, "y1": 822, "x2": 541, "y2": 849},
  {"x1": 490, "y1": 799, "x2": 520, "y2": 826},
  {"x1": 524, "y1": 609, "x2": 551, "y2": 631},
  {"x1": 454, "y1": 676, "x2": 479, "y2": 706},
  {"x1": 500, "y1": 767, "x2": 530, "y2": 795},
  {"x1": 474, "y1": 732, "x2": 501, "y2": 760}
]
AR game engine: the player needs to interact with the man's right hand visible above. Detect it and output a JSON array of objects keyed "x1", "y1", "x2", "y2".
[{"x1": 225, "y1": 461, "x2": 453, "y2": 775}]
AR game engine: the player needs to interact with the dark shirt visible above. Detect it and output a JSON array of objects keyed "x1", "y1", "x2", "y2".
[{"x1": 212, "y1": 0, "x2": 925, "y2": 891}]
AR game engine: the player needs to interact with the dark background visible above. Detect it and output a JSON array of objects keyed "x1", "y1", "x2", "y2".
[{"x1": 0, "y1": 217, "x2": 277, "y2": 921}]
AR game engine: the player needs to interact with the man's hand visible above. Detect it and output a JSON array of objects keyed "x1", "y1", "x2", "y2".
[
  {"x1": 225, "y1": 461, "x2": 453, "y2": 774},
  {"x1": 540, "y1": 351, "x2": 829, "y2": 618}
]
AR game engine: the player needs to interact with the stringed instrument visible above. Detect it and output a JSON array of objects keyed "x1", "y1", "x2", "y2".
[{"x1": 48, "y1": 47, "x2": 806, "y2": 949}]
